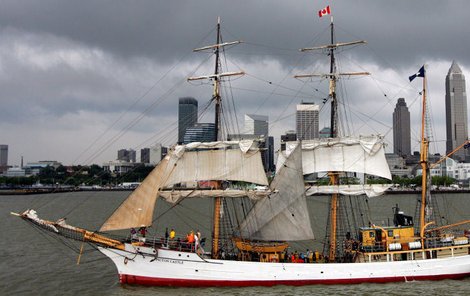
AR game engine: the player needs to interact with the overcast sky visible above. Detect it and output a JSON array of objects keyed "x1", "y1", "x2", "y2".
[{"x1": 1, "y1": 0, "x2": 469, "y2": 166}]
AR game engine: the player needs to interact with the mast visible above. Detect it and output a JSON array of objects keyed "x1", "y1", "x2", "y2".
[
  {"x1": 188, "y1": 17, "x2": 244, "y2": 259},
  {"x1": 329, "y1": 18, "x2": 337, "y2": 138},
  {"x1": 214, "y1": 17, "x2": 222, "y2": 141},
  {"x1": 327, "y1": 16, "x2": 339, "y2": 262},
  {"x1": 419, "y1": 68, "x2": 428, "y2": 241},
  {"x1": 295, "y1": 14, "x2": 368, "y2": 262},
  {"x1": 211, "y1": 20, "x2": 222, "y2": 258}
]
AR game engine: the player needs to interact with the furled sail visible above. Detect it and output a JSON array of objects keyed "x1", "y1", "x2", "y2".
[
  {"x1": 100, "y1": 140, "x2": 268, "y2": 231},
  {"x1": 100, "y1": 157, "x2": 171, "y2": 231},
  {"x1": 287, "y1": 135, "x2": 392, "y2": 180},
  {"x1": 305, "y1": 184, "x2": 392, "y2": 198},
  {"x1": 158, "y1": 189, "x2": 269, "y2": 204},
  {"x1": 163, "y1": 140, "x2": 268, "y2": 187},
  {"x1": 239, "y1": 142, "x2": 315, "y2": 241}
]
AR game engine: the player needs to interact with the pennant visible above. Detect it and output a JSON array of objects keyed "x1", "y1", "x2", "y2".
[
  {"x1": 409, "y1": 65, "x2": 425, "y2": 82},
  {"x1": 318, "y1": 6, "x2": 331, "y2": 18}
]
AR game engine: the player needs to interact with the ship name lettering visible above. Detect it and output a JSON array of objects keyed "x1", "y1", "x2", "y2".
[{"x1": 156, "y1": 258, "x2": 184, "y2": 264}]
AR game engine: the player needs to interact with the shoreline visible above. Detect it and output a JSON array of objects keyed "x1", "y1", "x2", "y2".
[{"x1": 0, "y1": 187, "x2": 133, "y2": 195}]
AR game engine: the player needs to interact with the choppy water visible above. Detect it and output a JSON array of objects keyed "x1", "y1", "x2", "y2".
[{"x1": 2, "y1": 191, "x2": 470, "y2": 295}]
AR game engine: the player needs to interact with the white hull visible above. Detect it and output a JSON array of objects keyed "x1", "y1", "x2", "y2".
[{"x1": 99, "y1": 244, "x2": 470, "y2": 286}]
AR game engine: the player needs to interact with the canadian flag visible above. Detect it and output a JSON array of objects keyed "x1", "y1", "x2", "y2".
[{"x1": 318, "y1": 5, "x2": 331, "y2": 18}]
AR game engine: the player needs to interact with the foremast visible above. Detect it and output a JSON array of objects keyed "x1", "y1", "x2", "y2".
[
  {"x1": 188, "y1": 17, "x2": 244, "y2": 259},
  {"x1": 295, "y1": 14, "x2": 368, "y2": 262}
]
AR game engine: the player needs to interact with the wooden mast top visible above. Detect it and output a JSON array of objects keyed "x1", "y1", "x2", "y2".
[{"x1": 187, "y1": 17, "x2": 244, "y2": 259}]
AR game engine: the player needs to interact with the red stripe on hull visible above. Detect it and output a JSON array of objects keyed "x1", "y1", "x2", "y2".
[{"x1": 120, "y1": 272, "x2": 470, "y2": 287}]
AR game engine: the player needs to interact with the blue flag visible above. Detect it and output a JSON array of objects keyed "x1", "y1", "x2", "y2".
[{"x1": 409, "y1": 66, "x2": 425, "y2": 82}]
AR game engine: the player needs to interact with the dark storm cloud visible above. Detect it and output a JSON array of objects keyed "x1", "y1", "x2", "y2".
[
  {"x1": 3, "y1": 0, "x2": 469, "y2": 68},
  {"x1": 1, "y1": 0, "x2": 469, "y2": 164}
]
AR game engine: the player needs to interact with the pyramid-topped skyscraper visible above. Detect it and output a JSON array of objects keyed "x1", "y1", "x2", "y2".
[{"x1": 445, "y1": 61, "x2": 468, "y2": 161}]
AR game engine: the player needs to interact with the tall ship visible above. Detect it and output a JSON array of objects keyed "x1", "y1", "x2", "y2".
[{"x1": 13, "y1": 9, "x2": 470, "y2": 287}]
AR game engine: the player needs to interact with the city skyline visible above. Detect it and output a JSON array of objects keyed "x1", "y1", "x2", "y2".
[{"x1": 1, "y1": 2, "x2": 470, "y2": 165}]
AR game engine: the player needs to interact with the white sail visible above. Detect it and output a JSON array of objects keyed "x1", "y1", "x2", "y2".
[
  {"x1": 158, "y1": 189, "x2": 269, "y2": 204},
  {"x1": 239, "y1": 142, "x2": 314, "y2": 241},
  {"x1": 164, "y1": 140, "x2": 268, "y2": 187},
  {"x1": 305, "y1": 184, "x2": 392, "y2": 198},
  {"x1": 287, "y1": 135, "x2": 392, "y2": 180}
]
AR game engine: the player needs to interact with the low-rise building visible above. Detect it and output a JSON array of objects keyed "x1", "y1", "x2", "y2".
[{"x1": 103, "y1": 160, "x2": 137, "y2": 175}]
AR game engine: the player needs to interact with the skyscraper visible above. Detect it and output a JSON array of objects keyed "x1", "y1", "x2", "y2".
[
  {"x1": 445, "y1": 61, "x2": 468, "y2": 161},
  {"x1": 183, "y1": 123, "x2": 216, "y2": 144},
  {"x1": 0, "y1": 145, "x2": 7, "y2": 173},
  {"x1": 117, "y1": 149, "x2": 136, "y2": 163},
  {"x1": 140, "y1": 148, "x2": 150, "y2": 163},
  {"x1": 149, "y1": 143, "x2": 167, "y2": 164},
  {"x1": 244, "y1": 114, "x2": 273, "y2": 172},
  {"x1": 393, "y1": 98, "x2": 411, "y2": 157},
  {"x1": 141, "y1": 144, "x2": 166, "y2": 164},
  {"x1": 244, "y1": 114, "x2": 269, "y2": 137},
  {"x1": 296, "y1": 102, "x2": 319, "y2": 140},
  {"x1": 178, "y1": 97, "x2": 198, "y2": 144}
]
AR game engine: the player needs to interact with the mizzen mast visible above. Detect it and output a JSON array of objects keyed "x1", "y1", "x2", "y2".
[
  {"x1": 295, "y1": 14, "x2": 368, "y2": 262},
  {"x1": 187, "y1": 17, "x2": 244, "y2": 258},
  {"x1": 418, "y1": 67, "x2": 430, "y2": 243}
]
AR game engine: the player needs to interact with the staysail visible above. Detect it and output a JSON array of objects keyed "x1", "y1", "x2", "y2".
[
  {"x1": 100, "y1": 140, "x2": 268, "y2": 231},
  {"x1": 239, "y1": 142, "x2": 315, "y2": 241},
  {"x1": 100, "y1": 157, "x2": 171, "y2": 231},
  {"x1": 288, "y1": 135, "x2": 391, "y2": 180}
]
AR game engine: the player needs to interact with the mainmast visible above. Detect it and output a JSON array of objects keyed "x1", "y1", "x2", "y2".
[
  {"x1": 213, "y1": 18, "x2": 222, "y2": 141},
  {"x1": 295, "y1": 15, "x2": 368, "y2": 262},
  {"x1": 329, "y1": 19, "x2": 337, "y2": 138},
  {"x1": 187, "y1": 17, "x2": 244, "y2": 258}
]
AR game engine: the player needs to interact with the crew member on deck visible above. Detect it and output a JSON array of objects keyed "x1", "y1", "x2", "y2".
[{"x1": 139, "y1": 227, "x2": 147, "y2": 237}]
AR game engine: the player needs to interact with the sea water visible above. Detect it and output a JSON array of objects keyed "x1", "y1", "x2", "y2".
[{"x1": 2, "y1": 191, "x2": 470, "y2": 295}]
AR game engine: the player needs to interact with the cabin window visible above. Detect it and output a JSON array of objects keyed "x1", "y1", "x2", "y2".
[
  {"x1": 369, "y1": 231, "x2": 375, "y2": 238},
  {"x1": 388, "y1": 230, "x2": 394, "y2": 237}
]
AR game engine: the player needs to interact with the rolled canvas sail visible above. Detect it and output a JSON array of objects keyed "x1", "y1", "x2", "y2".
[
  {"x1": 239, "y1": 142, "x2": 314, "y2": 241},
  {"x1": 158, "y1": 189, "x2": 269, "y2": 204},
  {"x1": 287, "y1": 135, "x2": 392, "y2": 180},
  {"x1": 305, "y1": 184, "x2": 392, "y2": 197}
]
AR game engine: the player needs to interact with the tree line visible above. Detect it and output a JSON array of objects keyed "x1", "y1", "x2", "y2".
[{"x1": 0, "y1": 164, "x2": 155, "y2": 187}]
